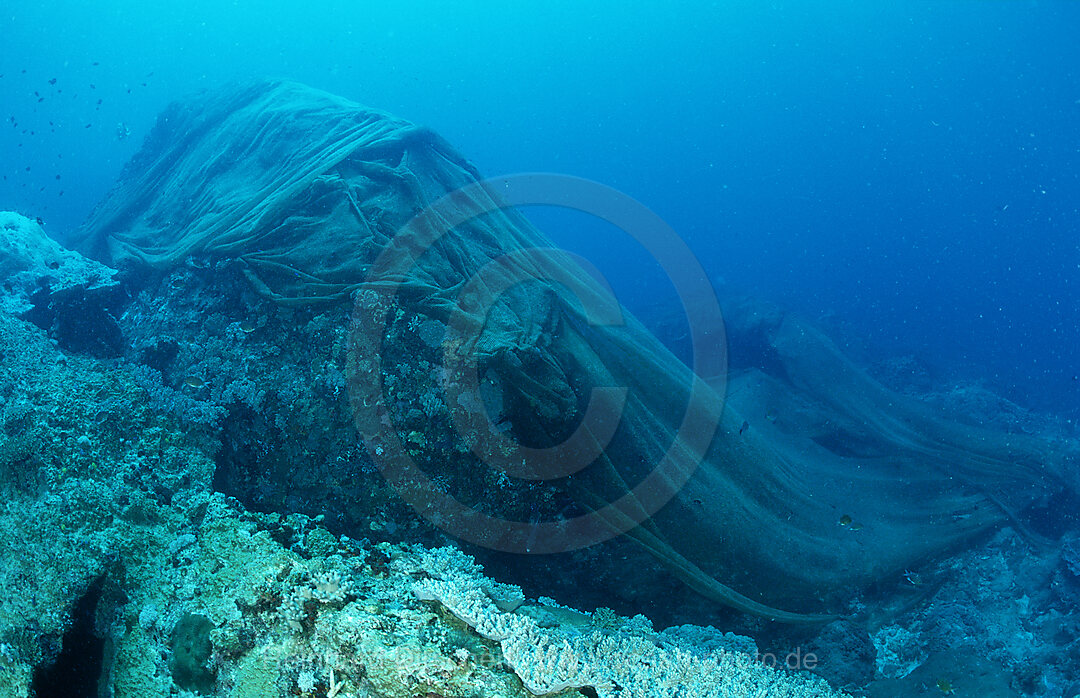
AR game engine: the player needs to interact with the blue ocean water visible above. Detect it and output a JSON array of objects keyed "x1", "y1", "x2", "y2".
[{"x1": 2, "y1": 0, "x2": 1077, "y2": 415}]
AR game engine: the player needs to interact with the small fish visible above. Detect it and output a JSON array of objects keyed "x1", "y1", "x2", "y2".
[
  {"x1": 48, "y1": 77, "x2": 56, "y2": 85},
  {"x1": 903, "y1": 570, "x2": 924, "y2": 586},
  {"x1": 838, "y1": 514, "x2": 853, "y2": 526},
  {"x1": 184, "y1": 376, "x2": 206, "y2": 388},
  {"x1": 239, "y1": 320, "x2": 257, "y2": 333},
  {"x1": 738, "y1": 420, "x2": 749, "y2": 435}
]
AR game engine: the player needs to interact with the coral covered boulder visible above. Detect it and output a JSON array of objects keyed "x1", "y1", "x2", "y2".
[{"x1": 0, "y1": 212, "x2": 124, "y2": 356}]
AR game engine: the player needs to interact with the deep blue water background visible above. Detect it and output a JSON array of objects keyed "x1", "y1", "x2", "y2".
[{"x1": 2, "y1": 1, "x2": 1077, "y2": 415}]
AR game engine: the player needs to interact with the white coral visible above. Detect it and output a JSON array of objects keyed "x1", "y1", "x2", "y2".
[
  {"x1": 312, "y1": 571, "x2": 347, "y2": 603},
  {"x1": 280, "y1": 570, "x2": 349, "y2": 632},
  {"x1": 413, "y1": 547, "x2": 849, "y2": 698}
]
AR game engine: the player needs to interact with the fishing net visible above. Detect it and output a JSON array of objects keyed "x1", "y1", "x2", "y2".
[{"x1": 74, "y1": 80, "x2": 1076, "y2": 621}]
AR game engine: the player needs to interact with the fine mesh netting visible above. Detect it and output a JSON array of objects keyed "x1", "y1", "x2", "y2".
[{"x1": 74, "y1": 80, "x2": 1077, "y2": 621}]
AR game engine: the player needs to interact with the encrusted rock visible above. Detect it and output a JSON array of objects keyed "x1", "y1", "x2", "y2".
[{"x1": 1, "y1": 212, "x2": 125, "y2": 357}]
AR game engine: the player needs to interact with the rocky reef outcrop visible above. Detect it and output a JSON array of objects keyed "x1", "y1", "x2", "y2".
[
  {"x1": 0, "y1": 209, "x2": 850, "y2": 697},
  {"x1": 0, "y1": 211, "x2": 124, "y2": 357}
]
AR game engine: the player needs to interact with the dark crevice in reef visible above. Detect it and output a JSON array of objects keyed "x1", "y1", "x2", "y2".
[
  {"x1": 209, "y1": 403, "x2": 396, "y2": 544},
  {"x1": 22, "y1": 282, "x2": 127, "y2": 359},
  {"x1": 211, "y1": 405, "x2": 258, "y2": 506},
  {"x1": 31, "y1": 577, "x2": 106, "y2": 698}
]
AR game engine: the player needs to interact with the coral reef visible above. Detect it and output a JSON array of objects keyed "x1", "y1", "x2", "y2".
[
  {"x1": 413, "y1": 547, "x2": 843, "y2": 697},
  {"x1": 0, "y1": 210, "x2": 852, "y2": 697},
  {"x1": 864, "y1": 526, "x2": 1080, "y2": 696},
  {"x1": 4, "y1": 205, "x2": 1080, "y2": 697}
]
